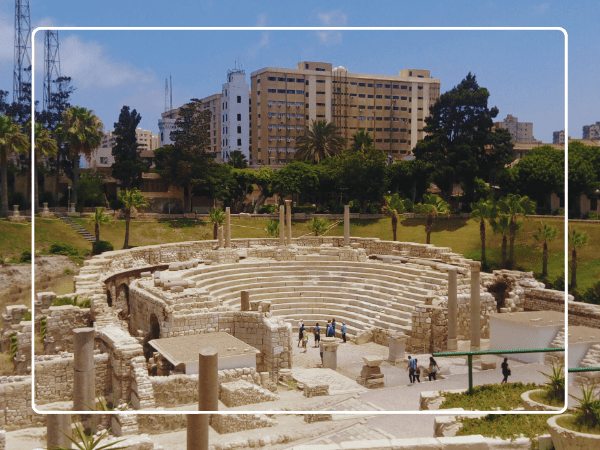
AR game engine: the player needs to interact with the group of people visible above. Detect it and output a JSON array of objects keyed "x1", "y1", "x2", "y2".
[
  {"x1": 297, "y1": 319, "x2": 348, "y2": 353},
  {"x1": 406, "y1": 356, "x2": 440, "y2": 384}
]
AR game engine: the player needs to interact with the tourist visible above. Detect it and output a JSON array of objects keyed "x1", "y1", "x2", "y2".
[
  {"x1": 326, "y1": 321, "x2": 332, "y2": 337},
  {"x1": 313, "y1": 323, "x2": 321, "y2": 347},
  {"x1": 428, "y1": 357, "x2": 439, "y2": 381},
  {"x1": 331, "y1": 318, "x2": 337, "y2": 337},
  {"x1": 406, "y1": 356, "x2": 416, "y2": 384},
  {"x1": 414, "y1": 359, "x2": 421, "y2": 383},
  {"x1": 302, "y1": 331, "x2": 309, "y2": 352},
  {"x1": 298, "y1": 322, "x2": 305, "y2": 347},
  {"x1": 341, "y1": 322, "x2": 347, "y2": 343},
  {"x1": 500, "y1": 357, "x2": 511, "y2": 384}
]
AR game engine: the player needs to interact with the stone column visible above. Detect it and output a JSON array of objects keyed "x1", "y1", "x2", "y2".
[
  {"x1": 47, "y1": 414, "x2": 71, "y2": 449},
  {"x1": 320, "y1": 337, "x2": 340, "y2": 370},
  {"x1": 285, "y1": 200, "x2": 292, "y2": 246},
  {"x1": 241, "y1": 290, "x2": 250, "y2": 311},
  {"x1": 187, "y1": 415, "x2": 209, "y2": 450},
  {"x1": 344, "y1": 204, "x2": 350, "y2": 246},
  {"x1": 187, "y1": 347, "x2": 218, "y2": 450},
  {"x1": 387, "y1": 334, "x2": 407, "y2": 364},
  {"x1": 447, "y1": 267, "x2": 458, "y2": 351},
  {"x1": 70, "y1": 203, "x2": 76, "y2": 213},
  {"x1": 224, "y1": 207, "x2": 231, "y2": 248},
  {"x1": 469, "y1": 261, "x2": 481, "y2": 352},
  {"x1": 73, "y1": 328, "x2": 95, "y2": 412},
  {"x1": 279, "y1": 204, "x2": 285, "y2": 246},
  {"x1": 217, "y1": 225, "x2": 224, "y2": 248}
]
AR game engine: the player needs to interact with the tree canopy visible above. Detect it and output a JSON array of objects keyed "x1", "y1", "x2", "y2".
[
  {"x1": 295, "y1": 120, "x2": 346, "y2": 163},
  {"x1": 111, "y1": 106, "x2": 149, "y2": 189}
]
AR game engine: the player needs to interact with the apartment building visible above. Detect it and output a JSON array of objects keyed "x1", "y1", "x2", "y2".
[
  {"x1": 583, "y1": 122, "x2": 600, "y2": 140},
  {"x1": 552, "y1": 130, "x2": 566, "y2": 144},
  {"x1": 494, "y1": 114, "x2": 538, "y2": 143},
  {"x1": 249, "y1": 61, "x2": 441, "y2": 166},
  {"x1": 221, "y1": 69, "x2": 250, "y2": 161},
  {"x1": 87, "y1": 128, "x2": 159, "y2": 169}
]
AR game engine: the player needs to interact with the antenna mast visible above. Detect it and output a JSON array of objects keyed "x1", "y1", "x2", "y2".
[
  {"x1": 165, "y1": 79, "x2": 168, "y2": 112},
  {"x1": 170, "y1": 75, "x2": 172, "y2": 110},
  {"x1": 43, "y1": 30, "x2": 61, "y2": 111},
  {"x1": 13, "y1": 0, "x2": 31, "y2": 104}
]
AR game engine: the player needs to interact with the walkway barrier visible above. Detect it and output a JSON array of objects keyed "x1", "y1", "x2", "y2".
[
  {"x1": 433, "y1": 348, "x2": 566, "y2": 393},
  {"x1": 568, "y1": 367, "x2": 600, "y2": 373}
]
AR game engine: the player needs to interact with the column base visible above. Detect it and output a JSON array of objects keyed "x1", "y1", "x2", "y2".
[{"x1": 447, "y1": 339, "x2": 458, "y2": 352}]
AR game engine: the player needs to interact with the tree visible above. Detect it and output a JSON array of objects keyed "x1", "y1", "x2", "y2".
[
  {"x1": 29, "y1": 121, "x2": 58, "y2": 213},
  {"x1": 413, "y1": 193, "x2": 451, "y2": 244},
  {"x1": 351, "y1": 130, "x2": 374, "y2": 152},
  {"x1": 295, "y1": 120, "x2": 346, "y2": 163},
  {"x1": 490, "y1": 215, "x2": 518, "y2": 269},
  {"x1": 111, "y1": 106, "x2": 148, "y2": 190},
  {"x1": 252, "y1": 166, "x2": 277, "y2": 213},
  {"x1": 208, "y1": 207, "x2": 226, "y2": 240},
  {"x1": 228, "y1": 150, "x2": 248, "y2": 169},
  {"x1": 117, "y1": 188, "x2": 149, "y2": 249},
  {"x1": 413, "y1": 73, "x2": 513, "y2": 203},
  {"x1": 56, "y1": 107, "x2": 104, "y2": 206},
  {"x1": 383, "y1": 193, "x2": 413, "y2": 241},
  {"x1": 568, "y1": 141, "x2": 600, "y2": 217},
  {"x1": 0, "y1": 115, "x2": 29, "y2": 218},
  {"x1": 154, "y1": 99, "x2": 213, "y2": 212},
  {"x1": 385, "y1": 159, "x2": 433, "y2": 204},
  {"x1": 470, "y1": 198, "x2": 498, "y2": 268},
  {"x1": 89, "y1": 206, "x2": 112, "y2": 242},
  {"x1": 77, "y1": 174, "x2": 104, "y2": 207},
  {"x1": 570, "y1": 228, "x2": 589, "y2": 290},
  {"x1": 497, "y1": 194, "x2": 536, "y2": 269},
  {"x1": 532, "y1": 222, "x2": 559, "y2": 279},
  {"x1": 307, "y1": 217, "x2": 329, "y2": 236},
  {"x1": 272, "y1": 161, "x2": 319, "y2": 200}
]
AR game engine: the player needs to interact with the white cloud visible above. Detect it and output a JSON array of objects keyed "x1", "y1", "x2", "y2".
[
  {"x1": 247, "y1": 31, "x2": 269, "y2": 57},
  {"x1": 315, "y1": 10, "x2": 347, "y2": 45},
  {"x1": 255, "y1": 13, "x2": 267, "y2": 28}
]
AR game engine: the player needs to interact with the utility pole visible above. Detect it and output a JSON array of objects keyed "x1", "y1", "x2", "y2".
[{"x1": 13, "y1": 0, "x2": 31, "y2": 105}]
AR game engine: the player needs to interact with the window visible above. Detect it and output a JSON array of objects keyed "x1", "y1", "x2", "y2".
[
  {"x1": 367, "y1": 127, "x2": 374, "y2": 131},
  {"x1": 376, "y1": 83, "x2": 383, "y2": 88},
  {"x1": 296, "y1": 78, "x2": 304, "y2": 83},
  {"x1": 401, "y1": 85, "x2": 408, "y2": 89},
  {"x1": 392, "y1": 128, "x2": 399, "y2": 132},
  {"x1": 237, "y1": 114, "x2": 241, "y2": 121},
  {"x1": 384, "y1": 128, "x2": 391, "y2": 132},
  {"x1": 376, "y1": 117, "x2": 383, "y2": 121},
  {"x1": 268, "y1": 77, "x2": 276, "y2": 81},
  {"x1": 368, "y1": 94, "x2": 374, "y2": 98},
  {"x1": 368, "y1": 83, "x2": 374, "y2": 87},
  {"x1": 237, "y1": 126, "x2": 242, "y2": 133},
  {"x1": 367, "y1": 106, "x2": 374, "y2": 109},
  {"x1": 237, "y1": 96, "x2": 241, "y2": 103},
  {"x1": 316, "y1": 79, "x2": 325, "y2": 83},
  {"x1": 257, "y1": 79, "x2": 260, "y2": 83},
  {"x1": 316, "y1": 103, "x2": 326, "y2": 106},
  {"x1": 358, "y1": 82, "x2": 366, "y2": 87},
  {"x1": 305, "y1": 63, "x2": 309, "y2": 69},
  {"x1": 359, "y1": 116, "x2": 366, "y2": 120},
  {"x1": 376, "y1": 128, "x2": 382, "y2": 132},
  {"x1": 418, "y1": 97, "x2": 423, "y2": 100},
  {"x1": 277, "y1": 89, "x2": 285, "y2": 93},
  {"x1": 418, "y1": 86, "x2": 424, "y2": 90},
  {"x1": 237, "y1": 138, "x2": 242, "y2": 146},
  {"x1": 385, "y1": 95, "x2": 391, "y2": 99},
  {"x1": 393, "y1": 85, "x2": 399, "y2": 89},
  {"x1": 287, "y1": 78, "x2": 294, "y2": 82},
  {"x1": 257, "y1": 91, "x2": 260, "y2": 96},
  {"x1": 350, "y1": 82, "x2": 357, "y2": 85},
  {"x1": 100, "y1": 157, "x2": 108, "y2": 165},
  {"x1": 358, "y1": 94, "x2": 366, "y2": 98},
  {"x1": 401, "y1": 107, "x2": 408, "y2": 111},
  {"x1": 296, "y1": 90, "x2": 304, "y2": 95},
  {"x1": 401, "y1": 96, "x2": 407, "y2": 100},
  {"x1": 278, "y1": 77, "x2": 285, "y2": 81},
  {"x1": 316, "y1": 68, "x2": 326, "y2": 72},
  {"x1": 287, "y1": 90, "x2": 295, "y2": 94},
  {"x1": 384, "y1": 106, "x2": 391, "y2": 110},
  {"x1": 316, "y1": 91, "x2": 325, "y2": 95},
  {"x1": 376, "y1": 95, "x2": 382, "y2": 98},
  {"x1": 385, "y1": 84, "x2": 391, "y2": 88},
  {"x1": 376, "y1": 139, "x2": 383, "y2": 142},
  {"x1": 376, "y1": 106, "x2": 382, "y2": 110},
  {"x1": 409, "y1": 71, "x2": 413, "y2": 76},
  {"x1": 393, "y1": 96, "x2": 399, "y2": 100}
]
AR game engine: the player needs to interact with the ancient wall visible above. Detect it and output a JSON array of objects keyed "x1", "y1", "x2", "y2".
[
  {"x1": 524, "y1": 288, "x2": 568, "y2": 313},
  {"x1": 211, "y1": 414, "x2": 277, "y2": 434},
  {"x1": 220, "y1": 380, "x2": 279, "y2": 407},
  {"x1": 44, "y1": 305, "x2": 92, "y2": 353},
  {"x1": 0, "y1": 377, "x2": 46, "y2": 431},
  {"x1": 14, "y1": 320, "x2": 32, "y2": 375},
  {"x1": 135, "y1": 413, "x2": 187, "y2": 434}
]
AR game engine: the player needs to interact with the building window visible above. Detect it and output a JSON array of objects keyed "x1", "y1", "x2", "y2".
[
  {"x1": 358, "y1": 94, "x2": 365, "y2": 98},
  {"x1": 401, "y1": 107, "x2": 408, "y2": 111},
  {"x1": 368, "y1": 94, "x2": 374, "y2": 98},
  {"x1": 268, "y1": 77, "x2": 276, "y2": 81},
  {"x1": 393, "y1": 85, "x2": 399, "y2": 89},
  {"x1": 305, "y1": 64, "x2": 309, "y2": 69},
  {"x1": 100, "y1": 157, "x2": 108, "y2": 165},
  {"x1": 376, "y1": 84, "x2": 383, "y2": 88},
  {"x1": 401, "y1": 85, "x2": 408, "y2": 89},
  {"x1": 376, "y1": 128, "x2": 382, "y2": 132},
  {"x1": 358, "y1": 82, "x2": 366, "y2": 87},
  {"x1": 359, "y1": 116, "x2": 366, "y2": 120},
  {"x1": 350, "y1": 82, "x2": 357, "y2": 85},
  {"x1": 385, "y1": 84, "x2": 391, "y2": 88},
  {"x1": 316, "y1": 91, "x2": 325, "y2": 95},
  {"x1": 376, "y1": 95, "x2": 382, "y2": 99},
  {"x1": 368, "y1": 83, "x2": 374, "y2": 87},
  {"x1": 237, "y1": 138, "x2": 242, "y2": 146},
  {"x1": 278, "y1": 89, "x2": 285, "y2": 93},
  {"x1": 237, "y1": 96, "x2": 241, "y2": 103},
  {"x1": 316, "y1": 68, "x2": 325, "y2": 72},
  {"x1": 316, "y1": 79, "x2": 325, "y2": 83},
  {"x1": 376, "y1": 106, "x2": 382, "y2": 110},
  {"x1": 296, "y1": 90, "x2": 304, "y2": 94},
  {"x1": 237, "y1": 126, "x2": 242, "y2": 133},
  {"x1": 385, "y1": 95, "x2": 391, "y2": 99},
  {"x1": 296, "y1": 78, "x2": 304, "y2": 83},
  {"x1": 237, "y1": 114, "x2": 242, "y2": 121}
]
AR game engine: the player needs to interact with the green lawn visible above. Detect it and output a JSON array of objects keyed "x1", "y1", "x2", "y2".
[
  {"x1": 568, "y1": 221, "x2": 600, "y2": 292},
  {"x1": 0, "y1": 220, "x2": 31, "y2": 262}
]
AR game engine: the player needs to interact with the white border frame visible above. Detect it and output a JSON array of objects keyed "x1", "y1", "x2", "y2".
[{"x1": 29, "y1": 26, "x2": 569, "y2": 416}]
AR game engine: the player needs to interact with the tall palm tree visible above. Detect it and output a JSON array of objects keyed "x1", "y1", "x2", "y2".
[
  {"x1": 383, "y1": 193, "x2": 413, "y2": 241},
  {"x1": 56, "y1": 107, "x2": 104, "y2": 206},
  {"x1": 413, "y1": 193, "x2": 450, "y2": 244},
  {"x1": 570, "y1": 228, "x2": 589, "y2": 290},
  {"x1": 470, "y1": 198, "x2": 498, "y2": 268},
  {"x1": 295, "y1": 120, "x2": 346, "y2": 163},
  {"x1": 29, "y1": 121, "x2": 58, "y2": 214},
  {"x1": 0, "y1": 115, "x2": 29, "y2": 218},
  {"x1": 351, "y1": 130, "x2": 374, "y2": 152},
  {"x1": 89, "y1": 207, "x2": 113, "y2": 242},
  {"x1": 497, "y1": 194, "x2": 536, "y2": 269},
  {"x1": 228, "y1": 150, "x2": 248, "y2": 169},
  {"x1": 208, "y1": 207, "x2": 226, "y2": 239},
  {"x1": 117, "y1": 188, "x2": 149, "y2": 249},
  {"x1": 532, "y1": 222, "x2": 559, "y2": 279},
  {"x1": 490, "y1": 215, "x2": 520, "y2": 269}
]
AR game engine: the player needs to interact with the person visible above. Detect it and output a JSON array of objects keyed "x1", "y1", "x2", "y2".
[
  {"x1": 313, "y1": 323, "x2": 321, "y2": 347},
  {"x1": 341, "y1": 322, "x2": 347, "y2": 343},
  {"x1": 297, "y1": 322, "x2": 305, "y2": 347},
  {"x1": 406, "y1": 356, "x2": 416, "y2": 384},
  {"x1": 500, "y1": 357, "x2": 511, "y2": 384},
  {"x1": 302, "y1": 331, "x2": 309, "y2": 352},
  {"x1": 326, "y1": 321, "x2": 332, "y2": 337},
  {"x1": 428, "y1": 356, "x2": 439, "y2": 381},
  {"x1": 414, "y1": 359, "x2": 421, "y2": 383},
  {"x1": 331, "y1": 318, "x2": 337, "y2": 337}
]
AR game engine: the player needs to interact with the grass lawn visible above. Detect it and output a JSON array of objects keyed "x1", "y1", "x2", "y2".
[
  {"x1": 0, "y1": 220, "x2": 31, "y2": 262},
  {"x1": 440, "y1": 382, "x2": 540, "y2": 410},
  {"x1": 568, "y1": 221, "x2": 600, "y2": 292},
  {"x1": 529, "y1": 389, "x2": 565, "y2": 408},
  {"x1": 458, "y1": 414, "x2": 550, "y2": 441}
]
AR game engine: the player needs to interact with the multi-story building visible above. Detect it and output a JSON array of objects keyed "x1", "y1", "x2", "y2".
[
  {"x1": 87, "y1": 128, "x2": 159, "y2": 169},
  {"x1": 494, "y1": 115, "x2": 538, "y2": 143},
  {"x1": 583, "y1": 122, "x2": 600, "y2": 140},
  {"x1": 552, "y1": 130, "x2": 565, "y2": 144},
  {"x1": 221, "y1": 68, "x2": 250, "y2": 162},
  {"x1": 249, "y1": 61, "x2": 441, "y2": 166}
]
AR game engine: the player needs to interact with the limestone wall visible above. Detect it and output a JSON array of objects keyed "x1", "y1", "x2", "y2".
[
  {"x1": 14, "y1": 320, "x2": 32, "y2": 375},
  {"x1": 0, "y1": 377, "x2": 46, "y2": 431},
  {"x1": 211, "y1": 414, "x2": 277, "y2": 434},
  {"x1": 135, "y1": 413, "x2": 187, "y2": 434},
  {"x1": 44, "y1": 305, "x2": 92, "y2": 353},
  {"x1": 34, "y1": 353, "x2": 109, "y2": 404},
  {"x1": 220, "y1": 380, "x2": 279, "y2": 407}
]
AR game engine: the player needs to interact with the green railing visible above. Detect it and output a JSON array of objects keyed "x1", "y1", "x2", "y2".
[
  {"x1": 568, "y1": 367, "x2": 600, "y2": 373},
  {"x1": 433, "y1": 347, "x2": 566, "y2": 393}
]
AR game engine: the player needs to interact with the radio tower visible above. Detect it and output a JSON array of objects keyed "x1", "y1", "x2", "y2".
[
  {"x1": 164, "y1": 79, "x2": 168, "y2": 112},
  {"x1": 43, "y1": 31, "x2": 61, "y2": 111},
  {"x1": 170, "y1": 75, "x2": 172, "y2": 110},
  {"x1": 13, "y1": 0, "x2": 31, "y2": 104}
]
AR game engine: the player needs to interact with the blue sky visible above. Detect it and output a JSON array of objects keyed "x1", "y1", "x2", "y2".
[{"x1": 0, "y1": 0, "x2": 597, "y2": 141}]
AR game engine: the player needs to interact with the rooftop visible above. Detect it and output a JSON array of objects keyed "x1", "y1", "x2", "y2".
[{"x1": 490, "y1": 310, "x2": 565, "y2": 328}]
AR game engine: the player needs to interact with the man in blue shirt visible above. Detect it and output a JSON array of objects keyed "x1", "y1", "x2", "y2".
[
  {"x1": 313, "y1": 323, "x2": 321, "y2": 347},
  {"x1": 297, "y1": 322, "x2": 305, "y2": 347},
  {"x1": 407, "y1": 356, "x2": 416, "y2": 384},
  {"x1": 341, "y1": 322, "x2": 347, "y2": 343},
  {"x1": 331, "y1": 318, "x2": 337, "y2": 338}
]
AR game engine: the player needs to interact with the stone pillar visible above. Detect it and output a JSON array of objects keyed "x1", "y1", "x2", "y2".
[
  {"x1": 447, "y1": 268, "x2": 458, "y2": 352},
  {"x1": 279, "y1": 204, "x2": 285, "y2": 246},
  {"x1": 320, "y1": 337, "x2": 340, "y2": 370},
  {"x1": 241, "y1": 290, "x2": 250, "y2": 311},
  {"x1": 47, "y1": 414, "x2": 72, "y2": 449},
  {"x1": 73, "y1": 328, "x2": 95, "y2": 412},
  {"x1": 186, "y1": 415, "x2": 209, "y2": 450},
  {"x1": 224, "y1": 207, "x2": 231, "y2": 248},
  {"x1": 217, "y1": 225, "x2": 224, "y2": 248},
  {"x1": 70, "y1": 202, "x2": 76, "y2": 213},
  {"x1": 344, "y1": 204, "x2": 350, "y2": 246},
  {"x1": 285, "y1": 199, "x2": 292, "y2": 246},
  {"x1": 469, "y1": 261, "x2": 481, "y2": 352},
  {"x1": 187, "y1": 347, "x2": 218, "y2": 450},
  {"x1": 387, "y1": 334, "x2": 407, "y2": 364}
]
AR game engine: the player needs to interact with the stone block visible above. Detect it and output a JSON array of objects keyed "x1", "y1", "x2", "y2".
[
  {"x1": 340, "y1": 439, "x2": 392, "y2": 450},
  {"x1": 390, "y1": 437, "x2": 441, "y2": 449},
  {"x1": 437, "y1": 435, "x2": 488, "y2": 450}
]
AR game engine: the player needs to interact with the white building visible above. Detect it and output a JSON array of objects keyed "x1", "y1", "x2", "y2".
[
  {"x1": 86, "y1": 128, "x2": 158, "y2": 169},
  {"x1": 158, "y1": 110, "x2": 178, "y2": 148},
  {"x1": 221, "y1": 68, "x2": 250, "y2": 162}
]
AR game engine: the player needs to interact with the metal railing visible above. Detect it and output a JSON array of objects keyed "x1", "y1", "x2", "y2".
[
  {"x1": 433, "y1": 347, "x2": 566, "y2": 393},
  {"x1": 568, "y1": 367, "x2": 600, "y2": 373}
]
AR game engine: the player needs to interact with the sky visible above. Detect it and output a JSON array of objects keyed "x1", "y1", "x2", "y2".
[{"x1": 0, "y1": 0, "x2": 598, "y2": 142}]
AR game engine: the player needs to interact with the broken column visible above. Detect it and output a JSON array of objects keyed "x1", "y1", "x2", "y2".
[
  {"x1": 47, "y1": 414, "x2": 71, "y2": 449},
  {"x1": 217, "y1": 225, "x2": 224, "y2": 248},
  {"x1": 320, "y1": 337, "x2": 340, "y2": 370},
  {"x1": 225, "y1": 207, "x2": 231, "y2": 248},
  {"x1": 344, "y1": 204, "x2": 350, "y2": 246},
  {"x1": 279, "y1": 204, "x2": 285, "y2": 246},
  {"x1": 447, "y1": 267, "x2": 458, "y2": 352},
  {"x1": 241, "y1": 290, "x2": 250, "y2": 311},
  {"x1": 285, "y1": 199, "x2": 292, "y2": 245},
  {"x1": 387, "y1": 333, "x2": 407, "y2": 364},
  {"x1": 357, "y1": 355, "x2": 385, "y2": 389},
  {"x1": 187, "y1": 347, "x2": 218, "y2": 450},
  {"x1": 470, "y1": 261, "x2": 481, "y2": 352},
  {"x1": 73, "y1": 327, "x2": 95, "y2": 412}
]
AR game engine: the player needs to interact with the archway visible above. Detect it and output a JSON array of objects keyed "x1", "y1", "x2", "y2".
[
  {"x1": 106, "y1": 289, "x2": 113, "y2": 307},
  {"x1": 488, "y1": 281, "x2": 509, "y2": 312},
  {"x1": 116, "y1": 283, "x2": 130, "y2": 315}
]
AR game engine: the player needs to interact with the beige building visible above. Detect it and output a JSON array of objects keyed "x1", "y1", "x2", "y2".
[
  {"x1": 87, "y1": 128, "x2": 160, "y2": 169},
  {"x1": 249, "y1": 61, "x2": 441, "y2": 166},
  {"x1": 583, "y1": 122, "x2": 600, "y2": 140},
  {"x1": 494, "y1": 114, "x2": 538, "y2": 143},
  {"x1": 552, "y1": 130, "x2": 566, "y2": 144}
]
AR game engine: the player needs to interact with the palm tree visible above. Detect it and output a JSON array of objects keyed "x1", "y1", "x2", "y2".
[
  {"x1": 29, "y1": 121, "x2": 58, "y2": 214},
  {"x1": 51, "y1": 420, "x2": 127, "y2": 450},
  {"x1": 295, "y1": 120, "x2": 346, "y2": 163},
  {"x1": 570, "y1": 228, "x2": 589, "y2": 290},
  {"x1": 351, "y1": 130, "x2": 374, "y2": 152},
  {"x1": 490, "y1": 215, "x2": 520, "y2": 269},
  {"x1": 383, "y1": 193, "x2": 413, "y2": 241},
  {"x1": 470, "y1": 199, "x2": 498, "y2": 268},
  {"x1": 0, "y1": 115, "x2": 29, "y2": 218},
  {"x1": 228, "y1": 150, "x2": 248, "y2": 168},
  {"x1": 89, "y1": 207, "x2": 113, "y2": 242},
  {"x1": 413, "y1": 193, "x2": 450, "y2": 244},
  {"x1": 265, "y1": 219, "x2": 279, "y2": 238},
  {"x1": 117, "y1": 188, "x2": 149, "y2": 249},
  {"x1": 532, "y1": 222, "x2": 559, "y2": 279},
  {"x1": 56, "y1": 107, "x2": 104, "y2": 206},
  {"x1": 497, "y1": 194, "x2": 536, "y2": 269},
  {"x1": 208, "y1": 207, "x2": 226, "y2": 240}
]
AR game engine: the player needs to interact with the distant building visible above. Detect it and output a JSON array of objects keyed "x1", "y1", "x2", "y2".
[
  {"x1": 552, "y1": 130, "x2": 565, "y2": 144},
  {"x1": 583, "y1": 122, "x2": 600, "y2": 140},
  {"x1": 221, "y1": 68, "x2": 250, "y2": 162},
  {"x1": 86, "y1": 128, "x2": 159, "y2": 169},
  {"x1": 494, "y1": 115, "x2": 538, "y2": 143}
]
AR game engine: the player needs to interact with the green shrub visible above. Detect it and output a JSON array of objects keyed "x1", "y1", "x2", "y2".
[
  {"x1": 40, "y1": 317, "x2": 47, "y2": 341},
  {"x1": 441, "y1": 382, "x2": 539, "y2": 411},
  {"x1": 581, "y1": 281, "x2": 600, "y2": 305},
  {"x1": 40, "y1": 190, "x2": 56, "y2": 207},
  {"x1": 570, "y1": 383, "x2": 600, "y2": 431},
  {"x1": 538, "y1": 362, "x2": 565, "y2": 403},
  {"x1": 19, "y1": 249, "x2": 31, "y2": 263},
  {"x1": 109, "y1": 197, "x2": 124, "y2": 211},
  {"x1": 291, "y1": 205, "x2": 316, "y2": 214},
  {"x1": 8, "y1": 191, "x2": 28, "y2": 210},
  {"x1": 62, "y1": 268, "x2": 74, "y2": 275},
  {"x1": 9, "y1": 334, "x2": 17, "y2": 360},
  {"x1": 22, "y1": 312, "x2": 31, "y2": 321},
  {"x1": 264, "y1": 219, "x2": 279, "y2": 238},
  {"x1": 49, "y1": 242, "x2": 80, "y2": 257},
  {"x1": 307, "y1": 217, "x2": 329, "y2": 236},
  {"x1": 52, "y1": 295, "x2": 91, "y2": 309},
  {"x1": 258, "y1": 204, "x2": 278, "y2": 214},
  {"x1": 589, "y1": 212, "x2": 600, "y2": 220},
  {"x1": 92, "y1": 240, "x2": 114, "y2": 255}
]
